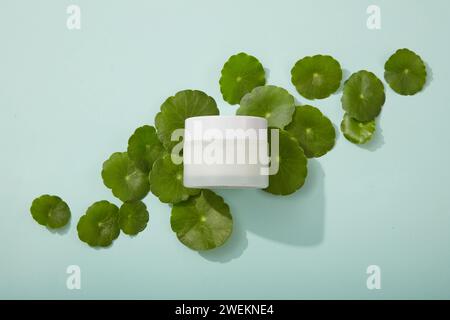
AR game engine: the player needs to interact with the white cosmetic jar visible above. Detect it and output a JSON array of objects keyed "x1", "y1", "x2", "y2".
[{"x1": 183, "y1": 116, "x2": 269, "y2": 189}]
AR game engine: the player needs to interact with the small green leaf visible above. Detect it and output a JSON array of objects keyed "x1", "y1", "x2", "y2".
[
  {"x1": 264, "y1": 129, "x2": 308, "y2": 195},
  {"x1": 236, "y1": 85, "x2": 295, "y2": 128},
  {"x1": 384, "y1": 48, "x2": 427, "y2": 96},
  {"x1": 155, "y1": 90, "x2": 219, "y2": 151},
  {"x1": 220, "y1": 52, "x2": 266, "y2": 105},
  {"x1": 291, "y1": 54, "x2": 342, "y2": 99},
  {"x1": 30, "y1": 195, "x2": 71, "y2": 229},
  {"x1": 149, "y1": 153, "x2": 200, "y2": 204},
  {"x1": 340, "y1": 113, "x2": 375, "y2": 144},
  {"x1": 341, "y1": 70, "x2": 385, "y2": 122},
  {"x1": 102, "y1": 152, "x2": 150, "y2": 202},
  {"x1": 127, "y1": 125, "x2": 164, "y2": 173},
  {"x1": 285, "y1": 105, "x2": 336, "y2": 158},
  {"x1": 77, "y1": 200, "x2": 120, "y2": 247},
  {"x1": 171, "y1": 190, "x2": 233, "y2": 251},
  {"x1": 118, "y1": 201, "x2": 149, "y2": 236}
]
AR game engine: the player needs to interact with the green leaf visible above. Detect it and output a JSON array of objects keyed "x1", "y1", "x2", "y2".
[
  {"x1": 118, "y1": 201, "x2": 149, "y2": 236},
  {"x1": 219, "y1": 52, "x2": 266, "y2": 105},
  {"x1": 127, "y1": 125, "x2": 164, "y2": 173},
  {"x1": 264, "y1": 129, "x2": 308, "y2": 195},
  {"x1": 285, "y1": 105, "x2": 336, "y2": 158},
  {"x1": 171, "y1": 190, "x2": 233, "y2": 251},
  {"x1": 340, "y1": 113, "x2": 375, "y2": 144},
  {"x1": 30, "y1": 195, "x2": 71, "y2": 229},
  {"x1": 155, "y1": 90, "x2": 219, "y2": 151},
  {"x1": 149, "y1": 153, "x2": 200, "y2": 204},
  {"x1": 341, "y1": 70, "x2": 385, "y2": 122},
  {"x1": 236, "y1": 85, "x2": 295, "y2": 128},
  {"x1": 291, "y1": 54, "x2": 342, "y2": 99},
  {"x1": 384, "y1": 48, "x2": 427, "y2": 96},
  {"x1": 102, "y1": 152, "x2": 150, "y2": 202},
  {"x1": 77, "y1": 200, "x2": 120, "y2": 247}
]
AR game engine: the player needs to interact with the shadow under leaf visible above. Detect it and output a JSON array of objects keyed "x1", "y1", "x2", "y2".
[
  {"x1": 199, "y1": 214, "x2": 248, "y2": 263},
  {"x1": 46, "y1": 217, "x2": 72, "y2": 235},
  {"x1": 359, "y1": 117, "x2": 385, "y2": 152}
]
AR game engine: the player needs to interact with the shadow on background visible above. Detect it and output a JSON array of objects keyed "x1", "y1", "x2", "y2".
[
  {"x1": 200, "y1": 159, "x2": 325, "y2": 263},
  {"x1": 264, "y1": 68, "x2": 271, "y2": 81},
  {"x1": 199, "y1": 214, "x2": 248, "y2": 263},
  {"x1": 424, "y1": 62, "x2": 433, "y2": 90},
  {"x1": 47, "y1": 217, "x2": 72, "y2": 235},
  {"x1": 335, "y1": 68, "x2": 351, "y2": 94},
  {"x1": 359, "y1": 117, "x2": 385, "y2": 152}
]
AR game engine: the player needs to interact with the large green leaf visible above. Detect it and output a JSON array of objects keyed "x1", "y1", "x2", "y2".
[
  {"x1": 384, "y1": 48, "x2": 427, "y2": 96},
  {"x1": 127, "y1": 125, "x2": 164, "y2": 173},
  {"x1": 285, "y1": 105, "x2": 335, "y2": 158},
  {"x1": 220, "y1": 52, "x2": 266, "y2": 105},
  {"x1": 291, "y1": 54, "x2": 342, "y2": 99},
  {"x1": 341, "y1": 70, "x2": 385, "y2": 122},
  {"x1": 77, "y1": 200, "x2": 120, "y2": 247},
  {"x1": 340, "y1": 113, "x2": 375, "y2": 144},
  {"x1": 118, "y1": 201, "x2": 149, "y2": 236},
  {"x1": 30, "y1": 195, "x2": 71, "y2": 229},
  {"x1": 102, "y1": 152, "x2": 150, "y2": 202},
  {"x1": 149, "y1": 153, "x2": 200, "y2": 204},
  {"x1": 236, "y1": 85, "x2": 295, "y2": 128},
  {"x1": 264, "y1": 129, "x2": 308, "y2": 195},
  {"x1": 155, "y1": 90, "x2": 219, "y2": 151},
  {"x1": 171, "y1": 190, "x2": 233, "y2": 251}
]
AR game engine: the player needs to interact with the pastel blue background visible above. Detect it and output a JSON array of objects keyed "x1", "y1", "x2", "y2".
[{"x1": 1, "y1": 0, "x2": 449, "y2": 299}]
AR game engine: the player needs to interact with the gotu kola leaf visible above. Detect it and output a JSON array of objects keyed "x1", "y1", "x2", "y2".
[
  {"x1": 384, "y1": 48, "x2": 427, "y2": 96},
  {"x1": 171, "y1": 189, "x2": 233, "y2": 251},
  {"x1": 149, "y1": 153, "x2": 200, "y2": 204},
  {"x1": 236, "y1": 85, "x2": 295, "y2": 128},
  {"x1": 291, "y1": 54, "x2": 342, "y2": 100},
  {"x1": 127, "y1": 125, "x2": 164, "y2": 173},
  {"x1": 264, "y1": 129, "x2": 308, "y2": 195},
  {"x1": 341, "y1": 70, "x2": 385, "y2": 122},
  {"x1": 30, "y1": 194, "x2": 71, "y2": 229},
  {"x1": 219, "y1": 52, "x2": 266, "y2": 105},
  {"x1": 102, "y1": 152, "x2": 150, "y2": 202},
  {"x1": 340, "y1": 113, "x2": 375, "y2": 144},
  {"x1": 155, "y1": 90, "x2": 219, "y2": 151},
  {"x1": 118, "y1": 201, "x2": 149, "y2": 236},
  {"x1": 77, "y1": 200, "x2": 120, "y2": 247},
  {"x1": 285, "y1": 105, "x2": 335, "y2": 158}
]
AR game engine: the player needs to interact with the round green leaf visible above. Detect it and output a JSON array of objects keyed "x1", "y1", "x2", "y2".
[
  {"x1": 291, "y1": 54, "x2": 342, "y2": 99},
  {"x1": 264, "y1": 129, "x2": 308, "y2": 195},
  {"x1": 219, "y1": 52, "x2": 266, "y2": 105},
  {"x1": 236, "y1": 85, "x2": 295, "y2": 128},
  {"x1": 102, "y1": 152, "x2": 150, "y2": 202},
  {"x1": 341, "y1": 70, "x2": 386, "y2": 122},
  {"x1": 77, "y1": 200, "x2": 120, "y2": 247},
  {"x1": 384, "y1": 48, "x2": 427, "y2": 96},
  {"x1": 285, "y1": 105, "x2": 336, "y2": 158},
  {"x1": 149, "y1": 153, "x2": 200, "y2": 204},
  {"x1": 118, "y1": 201, "x2": 149, "y2": 236},
  {"x1": 30, "y1": 195, "x2": 71, "y2": 229},
  {"x1": 340, "y1": 113, "x2": 375, "y2": 144},
  {"x1": 127, "y1": 125, "x2": 164, "y2": 173},
  {"x1": 155, "y1": 90, "x2": 219, "y2": 151},
  {"x1": 171, "y1": 190, "x2": 233, "y2": 251}
]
